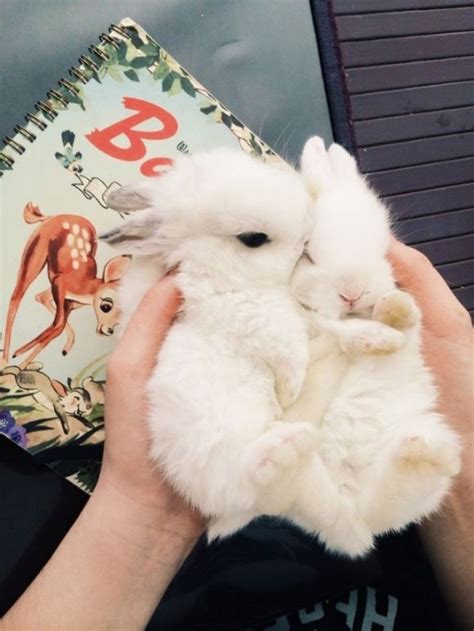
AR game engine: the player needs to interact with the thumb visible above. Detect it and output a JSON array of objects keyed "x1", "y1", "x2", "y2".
[{"x1": 109, "y1": 276, "x2": 182, "y2": 378}]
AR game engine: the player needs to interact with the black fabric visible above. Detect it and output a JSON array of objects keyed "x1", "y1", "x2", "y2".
[
  {"x1": 148, "y1": 521, "x2": 453, "y2": 630},
  {"x1": 0, "y1": 435, "x2": 87, "y2": 615},
  {"x1": 0, "y1": 436, "x2": 453, "y2": 630},
  {"x1": 309, "y1": 0, "x2": 357, "y2": 156}
]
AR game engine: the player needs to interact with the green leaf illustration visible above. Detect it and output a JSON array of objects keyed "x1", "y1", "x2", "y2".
[
  {"x1": 29, "y1": 437, "x2": 61, "y2": 455},
  {"x1": 250, "y1": 137, "x2": 263, "y2": 156},
  {"x1": 141, "y1": 43, "x2": 159, "y2": 56},
  {"x1": 153, "y1": 61, "x2": 170, "y2": 80},
  {"x1": 162, "y1": 72, "x2": 175, "y2": 92},
  {"x1": 231, "y1": 113, "x2": 242, "y2": 127},
  {"x1": 181, "y1": 77, "x2": 196, "y2": 97},
  {"x1": 108, "y1": 66, "x2": 123, "y2": 82},
  {"x1": 61, "y1": 90, "x2": 85, "y2": 110},
  {"x1": 128, "y1": 27, "x2": 144, "y2": 50},
  {"x1": 124, "y1": 69, "x2": 140, "y2": 82},
  {"x1": 89, "y1": 68, "x2": 102, "y2": 84},
  {"x1": 222, "y1": 112, "x2": 232, "y2": 127},
  {"x1": 106, "y1": 47, "x2": 118, "y2": 66},
  {"x1": 130, "y1": 56, "x2": 151, "y2": 69},
  {"x1": 201, "y1": 104, "x2": 217, "y2": 115},
  {"x1": 75, "y1": 460, "x2": 101, "y2": 493},
  {"x1": 168, "y1": 77, "x2": 182, "y2": 96},
  {"x1": 116, "y1": 40, "x2": 128, "y2": 61}
]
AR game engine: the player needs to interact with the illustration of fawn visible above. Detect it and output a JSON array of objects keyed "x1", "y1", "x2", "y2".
[{"x1": 2, "y1": 202, "x2": 130, "y2": 367}]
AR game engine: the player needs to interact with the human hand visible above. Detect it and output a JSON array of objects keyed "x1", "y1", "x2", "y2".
[
  {"x1": 388, "y1": 240, "x2": 473, "y2": 433},
  {"x1": 1, "y1": 278, "x2": 206, "y2": 631},
  {"x1": 388, "y1": 240, "x2": 473, "y2": 629},
  {"x1": 97, "y1": 276, "x2": 205, "y2": 548}
]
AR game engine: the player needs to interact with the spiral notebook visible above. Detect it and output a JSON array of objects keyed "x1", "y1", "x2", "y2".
[{"x1": 0, "y1": 17, "x2": 279, "y2": 492}]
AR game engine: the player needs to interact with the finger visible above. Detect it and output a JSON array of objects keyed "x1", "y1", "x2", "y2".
[
  {"x1": 388, "y1": 240, "x2": 468, "y2": 330},
  {"x1": 111, "y1": 276, "x2": 181, "y2": 375}
]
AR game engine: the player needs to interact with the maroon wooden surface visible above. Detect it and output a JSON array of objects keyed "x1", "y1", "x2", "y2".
[{"x1": 332, "y1": 1, "x2": 474, "y2": 315}]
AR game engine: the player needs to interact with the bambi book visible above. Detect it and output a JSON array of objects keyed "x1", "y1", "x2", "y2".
[{"x1": 0, "y1": 17, "x2": 277, "y2": 491}]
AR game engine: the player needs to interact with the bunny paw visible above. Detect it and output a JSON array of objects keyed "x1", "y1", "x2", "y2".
[
  {"x1": 339, "y1": 320, "x2": 406, "y2": 356},
  {"x1": 373, "y1": 290, "x2": 419, "y2": 330},
  {"x1": 397, "y1": 436, "x2": 461, "y2": 477},
  {"x1": 275, "y1": 364, "x2": 306, "y2": 409},
  {"x1": 250, "y1": 422, "x2": 317, "y2": 487}
]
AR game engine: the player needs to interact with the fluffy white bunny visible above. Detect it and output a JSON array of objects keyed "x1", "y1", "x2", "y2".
[
  {"x1": 284, "y1": 137, "x2": 462, "y2": 557},
  {"x1": 102, "y1": 148, "x2": 317, "y2": 539}
]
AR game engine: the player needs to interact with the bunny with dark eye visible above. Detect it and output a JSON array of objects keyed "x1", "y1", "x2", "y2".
[{"x1": 102, "y1": 148, "x2": 317, "y2": 539}]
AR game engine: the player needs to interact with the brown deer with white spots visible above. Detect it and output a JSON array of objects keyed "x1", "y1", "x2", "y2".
[{"x1": 2, "y1": 202, "x2": 130, "y2": 367}]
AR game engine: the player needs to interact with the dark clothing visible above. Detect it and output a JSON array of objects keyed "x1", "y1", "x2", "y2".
[
  {"x1": 149, "y1": 519, "x2": 452, "y2": 630},
  {"x1": 0, "y1": 435, "x2": 453, "y2": 630}
]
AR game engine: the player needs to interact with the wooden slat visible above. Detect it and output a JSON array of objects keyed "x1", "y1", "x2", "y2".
[
  {"x1": 352, "y1": 81, "x2": 474, "y2": 120},
  {"x1": 396, "y1": 208, "x2": 474, "y2": 243},
  {"x1": 386, "y1": 183, "x2": 474, "y2": 218},
  {"x1": 454, "y1": 284, "x2": 474, "y2": 308},
  {"x1": 416, "y1": 234, "x2": 474, "y2": 264},
  {"x1": 333, "y1": 0, "x2": 474, "y2": 14},
  {"x1": 354, "y1": 106, "x2": 474, "y2": 145},
  {"x1": 331, "y1": 2, "x2": 474, "y2": 313},
  {"x1": 358, "y1": 132, "x2": 474, "y2": 171},
  {"x1": 368, "y1": 158, "x2": 474, "y2": 196},
  {"x1": 336, "y1": 8, "x2": 474, "y2": 40},
  {"x1": 346, "y1": 57, "x2": 474, "y2": 93},
  {"x1": 341, "y1": 32, "x2": 474, "y2": 67},
  {"x1": 438, "y1": 259, "x2": 474, "y2": 288}
]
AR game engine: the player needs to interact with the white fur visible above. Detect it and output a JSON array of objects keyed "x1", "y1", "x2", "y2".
[
  {"x1": 284, "y1": 138, "x2": 461, "y2": 557},
  {"x1": 104, "y1": 148, "x2": 317, "y2": 538},
  {"x1": 105, "y1": 143, "x2": 461, "y2": 557}
]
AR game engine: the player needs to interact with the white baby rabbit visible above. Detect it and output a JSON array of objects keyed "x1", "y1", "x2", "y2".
[
  {"x1": 103, "y1": 148, "x2": 317, "y2": 539},
  {"x1": 284, "y1": 137, "x2": 461, "y2": 557}
]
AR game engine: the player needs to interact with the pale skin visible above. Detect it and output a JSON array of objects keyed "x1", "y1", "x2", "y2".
[
  {"x1": 2, "y1": 277, "x2": 206, "y2": 631},
  {"x1": 1, "y1": 243, "x2": 473, "y2": 630},
  {"x1": 388, "y1": 240, "x2": 474, "y2": 630}
]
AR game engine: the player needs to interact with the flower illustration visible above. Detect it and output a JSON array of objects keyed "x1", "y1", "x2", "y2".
[
  {"x1": 0, "y1": 409, "x2": 28, "y2": 448},
  {"x1": 0, "y1": 409, "x2": 15, "y2": 433}
]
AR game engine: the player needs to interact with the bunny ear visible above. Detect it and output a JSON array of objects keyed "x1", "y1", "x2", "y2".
[
  {"x1": 300, "y1": 136, "x2": 332, "y2": 198},
  {"x1": 105, "y1": 183, "x2": 154, "y2": 213},
  {"x1": 327, "y1": 143, "x2": 358, "y2": 178},
  {"x1": 99, "y1": 210, "x2": 160, "y2": 255},
  {"x1": 52, "y1": 379, "x2": 68, "y2": 398}
]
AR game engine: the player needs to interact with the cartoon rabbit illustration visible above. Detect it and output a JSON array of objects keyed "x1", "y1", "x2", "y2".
[{"x1": 0, "y1": 363, "x2": 104, "y2": 434}]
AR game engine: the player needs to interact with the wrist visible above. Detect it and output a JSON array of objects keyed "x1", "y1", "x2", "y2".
[{"x1": 88, "y1": 473, "x2": 205, "y2": 568}]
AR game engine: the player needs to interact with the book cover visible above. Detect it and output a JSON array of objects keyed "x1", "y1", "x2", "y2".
[{"x1": 0, "y1": 17, "x2": 280, "y2": 492}]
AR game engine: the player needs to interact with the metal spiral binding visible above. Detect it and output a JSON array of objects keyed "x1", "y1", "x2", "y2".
[
  {"x1": 109, "y1": 23, "x2": 130, "y2": 38},
  {"x1": 99, "y1": 33, "x2": 120, "y2": 49},
  {"x1": 89, "y1": 44, "x2": 109, "y2": 62},
  {"x1": 69, "y1": 66, "x2": 88, "y2": 84},
  {"x1": 0, "y1": 151, "x2": 15, "y2": 167},
  {"x1": 79, "y1": 54, "x2": 100, "y2": 72},
  {"x1": 14, "y1": 124, "x2": 36, "y2": 142},
  {"x1": 25, "y1": 112, "x2": 47, "y2": 130},
  {"x1": 4, "y1": 136, "x2": 25, "y2": 154},
  {"x1": 57, "y1": 78, "x2": 80, "y2": 96},
  {"x1": 47, "y1": 89, "x2": 68, "y2": 107},
  {"x1": 35, "y1": 100, "x2": 58, "y2": 120},
  {"x1": 1, "y1": 23, "x2": 132, "y2": 176}
]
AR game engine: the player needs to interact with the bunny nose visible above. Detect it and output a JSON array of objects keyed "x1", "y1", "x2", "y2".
[{"x1": 339, "y1": 290, "x2": 364, "y2": 309}]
